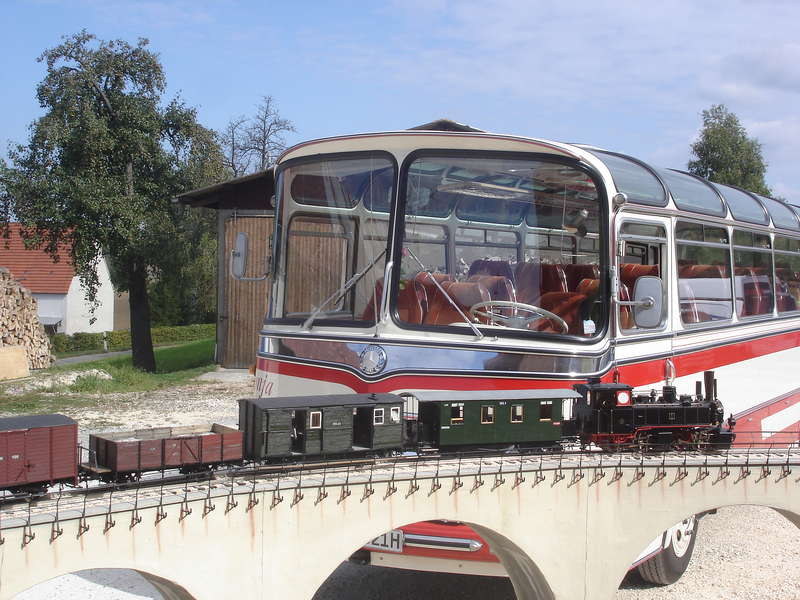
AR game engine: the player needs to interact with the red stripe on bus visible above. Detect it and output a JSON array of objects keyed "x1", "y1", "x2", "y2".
[
  {"x1": 257, "y1": 356, "x2": 574, "y2": 392},
  {"x1": 610, "y1": 329, "x2": 800, "y2": 388}
]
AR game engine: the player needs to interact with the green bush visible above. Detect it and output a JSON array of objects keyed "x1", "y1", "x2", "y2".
[
  {"x1": 50, "y1": 333, "x2": 70, "y2": 353},
  {"x1": 49, "y1": 323, "x2": 216, "y2": 354}
]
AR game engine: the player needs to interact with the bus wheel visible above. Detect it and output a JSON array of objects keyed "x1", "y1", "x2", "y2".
[{"x1": 637, "y1": 515, "x2": 698, "y2": 585}]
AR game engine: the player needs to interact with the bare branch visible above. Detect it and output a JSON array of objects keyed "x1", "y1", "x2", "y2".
[{"x1": 243, "y1": 95, "x2": 295, "y2": 172}]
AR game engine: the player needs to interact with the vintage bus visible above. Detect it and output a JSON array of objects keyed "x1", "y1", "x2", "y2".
[{"x1": 239, "y1": 121, "x2": 800, "y2": 584}]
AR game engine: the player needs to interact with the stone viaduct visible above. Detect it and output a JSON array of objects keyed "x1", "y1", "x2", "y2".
[{"x1": 1, "y1": 451, "x2": 798, "y2": 600}]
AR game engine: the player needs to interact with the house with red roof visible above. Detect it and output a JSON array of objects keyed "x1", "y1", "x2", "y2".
[{"x1": 0, "y1": 224, "x2": 121, "y2": 334}]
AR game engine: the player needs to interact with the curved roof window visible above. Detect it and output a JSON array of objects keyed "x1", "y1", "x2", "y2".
[
  {"x1": 659, "y1": 169, "x2": 726, "y2": 217},
  {"x1": 757, "y1": 194, "x2": 800, "y2": 231},
  {"x1": 587, "y1": 150, "x2": 666, "y2": 206},
  {"x1": 711, "y1": 183, "x2": 769, "y2": 225}
]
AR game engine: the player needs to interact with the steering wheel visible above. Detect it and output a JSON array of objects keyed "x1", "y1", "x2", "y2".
[{"x1": 469, "y1": 300, "x2": 569, "y2": 333}]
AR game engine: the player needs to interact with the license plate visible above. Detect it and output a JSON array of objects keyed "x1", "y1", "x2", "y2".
[{"x1": 365, "y1": 529, "x2": 404, "y2": 553}]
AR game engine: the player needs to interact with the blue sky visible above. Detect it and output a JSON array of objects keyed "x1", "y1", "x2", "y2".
[{"x1": 2, "y1": 0, "x2": 799, "y2": 201}]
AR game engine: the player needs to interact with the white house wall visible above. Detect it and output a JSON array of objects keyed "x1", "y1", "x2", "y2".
[{"x1": 64, "y1": 259, "x2": 115, "y2": 335}]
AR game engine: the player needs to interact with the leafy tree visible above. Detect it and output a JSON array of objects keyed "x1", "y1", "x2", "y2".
[
  {"x1": 687, "y1": 104, "x2": 772, "y2": 196},
  {"x1": 2, "y1": 31, "x2": 225, "y2": 371},
  {"x1": 148, "y1": 206, "x2": 218, "y2": 326}
]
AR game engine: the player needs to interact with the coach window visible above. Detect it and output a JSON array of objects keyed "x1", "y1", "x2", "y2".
[
  {"x1": 373, "y1": 408, "x2": 385, "y2": 426},
  {"x1": 712, "y1": 183, "x2": 769, "y2": 225},
  {"x1": 758, "y1": 195, "x2": 800, "y2": 232},
  {"x1": 510, "y1": 404, "x2": 524, "y2": 423},
  {"x1": 775, "y1": 236, "x2": 800, "y2": 312},
  {"x1": 618, "y1": 221, "x2": 667, "y2": 332},
  {"x1": 310, "y1": 411, "x2": 322, "y2": 429},
  {"x1": 539, "y1": 401, "x2": 553, "y2": 421},
  {"x1": 676, "y1": 221, "x2": 733, "y2": 324},
  {"x1": 660, "y1": 169, "x2": 727, "y2": 217},
  {"x1": 584, "y1": 150, "x2": 667, "y2": 206},
  {"x1": 732, "y1": 230, "x2": 774, "y2": 318},
  {"x1": 480, "y1": 405, "x2": 495, "y2": 424},
  {"x1": 450, "y1": 403, "x2": 465, "y2": 424}
]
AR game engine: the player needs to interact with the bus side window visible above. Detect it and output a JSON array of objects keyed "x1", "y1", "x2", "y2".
[{"x1": 618, "y1": 222, "x2": 667, "y2": 332}]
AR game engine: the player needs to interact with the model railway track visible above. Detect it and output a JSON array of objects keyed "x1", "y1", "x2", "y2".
[{"x1": 3, "y1": 445, "x2": 797, "y2": 520}]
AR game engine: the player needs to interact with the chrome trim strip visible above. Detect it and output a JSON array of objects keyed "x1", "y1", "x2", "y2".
[
  {"x1": 259, "y1": 329, "x2": 612, "y2": 358},
  {"x1": 403, "y1": 533, "x2": 483, "y2": 552},
  {"x1": 259, "y1": 336, "x2": 614, "y2": 379}
]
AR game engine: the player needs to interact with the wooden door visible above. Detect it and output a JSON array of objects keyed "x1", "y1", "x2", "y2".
[
  {"x1": 25, "y1": 428, "x2": 50, "y2": 483},
  {"x1": 0, "y1": 434, "x2": 7, "y2": 485},
  {"x1": 222, "y1": 216, "x2": 273, "y2": 368},
  {"x1": 7, "y1": 431, "x2": 26, "y2": 483}
]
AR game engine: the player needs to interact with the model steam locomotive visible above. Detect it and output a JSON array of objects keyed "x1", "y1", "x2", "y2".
[{"x1": 0, "y1": 374, "x2": 734, "y2": 494}]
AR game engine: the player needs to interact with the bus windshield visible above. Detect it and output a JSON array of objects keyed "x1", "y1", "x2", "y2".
[
  {"x1": 275, "y1": 154, "x2": 393, "y2": 326},
  {"x1": 397, "y1": 155, "x2": 604, "y2": 337},
  {"x1": 273, "y1": 151, "x2": 604, "y2": 338}
]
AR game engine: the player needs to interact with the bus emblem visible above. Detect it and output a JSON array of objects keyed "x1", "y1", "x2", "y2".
[{"x1": 360, "y1": 345, "x2": 387, "y2": 375}]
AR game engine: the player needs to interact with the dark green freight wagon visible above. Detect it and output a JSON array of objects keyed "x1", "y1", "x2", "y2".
[
  {"x1": 411, "y1": 389, "x2": 582, "y2": 449},
  {"x1": 238, "y1": 394, "x2": 404, "y2": 460}
]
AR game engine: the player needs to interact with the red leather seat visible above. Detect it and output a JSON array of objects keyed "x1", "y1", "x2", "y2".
[
  {"x1": 620, "y1": 263, "x2": 660, "y2": 291},
  {"x1": 414, "y1": 271, "x2": 454, "y2": 301},
  {"x1": 468, "y1": 259, "x2": 516, "y2": 282},
  {"x1": 565, "y1": 264, "x2": 599, "y2": 291},
  {"x1": 542, "y1": 264, "x2": 568, "y2": 294},
  {"x1": 738, "y1": 268, "x2": 773, "y2": 316},
  {"x1": 617, "y1": 283, "x2": 634, "y2": 329},
  {"x1": 514, "y1": 261, "x2": 542, "y2": 304},
  {"x1": 687, "y1": 264, "x2": 727, "y2": 279},
  {"x1": 514, "y1": 261, "x2": 568, "y2": 305},
  {"x1": 361, "y1": 279, "x2": 427, "y2": 324},
  {"x1": 576, "y1": 277, "x2": 599, "y2": 297},
  {"x1": 533, "y1": 292, "x2": 587, "y2": 335},
  {"x1": 468, "y1": 275, "x2": 516, "y2": 302},
  {"x1": 423, "y1": 281, "x2": 490, "y2": 326}
]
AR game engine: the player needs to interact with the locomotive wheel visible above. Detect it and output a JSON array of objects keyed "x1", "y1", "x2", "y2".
[{"x1": 636, "y1": 515, "x2": 698, "y2": 585}]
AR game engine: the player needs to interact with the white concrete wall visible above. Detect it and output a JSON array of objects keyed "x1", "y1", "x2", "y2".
[
  {"x1": 32, "y1": 293, "x2": 67, "y2": 332},
  {"x1": 63, "y1": 258, "x2": 115, "y2": 335}
]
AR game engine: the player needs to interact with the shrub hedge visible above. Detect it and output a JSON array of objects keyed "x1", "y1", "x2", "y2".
[{"x1": 50, "y1": 323, "x2": 216, "y2": 354}]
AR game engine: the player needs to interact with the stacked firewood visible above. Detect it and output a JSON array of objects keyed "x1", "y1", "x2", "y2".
[{"x1": 0, "y1": 267, "x2": 54, "y2": 369}]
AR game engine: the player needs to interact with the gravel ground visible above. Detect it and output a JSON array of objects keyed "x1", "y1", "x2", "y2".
[{"x1": 7, "y1": 377, "x2": 800, "y2": 599}]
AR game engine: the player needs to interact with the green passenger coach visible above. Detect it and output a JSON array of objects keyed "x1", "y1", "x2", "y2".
[
  {"x1": 238, "y1": 394, "x2": 403, "y2": 459},
  {"x1": 412, "y1": 389, "x2": 582, "y2": 449}
]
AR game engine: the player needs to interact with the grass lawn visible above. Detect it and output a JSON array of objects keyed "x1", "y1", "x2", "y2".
[{"x1": 0, "y1": 339, "x2": 217, "y2": 414}]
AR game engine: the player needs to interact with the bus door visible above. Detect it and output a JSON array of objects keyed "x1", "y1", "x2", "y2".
[{"x1": 615, "y1": 218, "x2": 672, "y2": 386}]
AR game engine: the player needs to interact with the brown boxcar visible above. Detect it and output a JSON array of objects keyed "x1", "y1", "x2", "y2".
[
  {"x1": 0, "y1": 414, "x2": 78, "y2": 491},
  {"x1": 87, "y1": 424, "x2": 242, "y2": 477}
]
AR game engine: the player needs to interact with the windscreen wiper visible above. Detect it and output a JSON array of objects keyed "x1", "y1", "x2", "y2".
[
  {"x1": 405, "y1": 247, "x2": 484, "y2": 340},
  {"x1": 302, "y1": 248, "x2": 387, "y2": 330}
]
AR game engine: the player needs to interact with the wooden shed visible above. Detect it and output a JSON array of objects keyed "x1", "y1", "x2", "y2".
[{"x1": 175, "y1": 170, "x2": 275, "y2": 368}]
